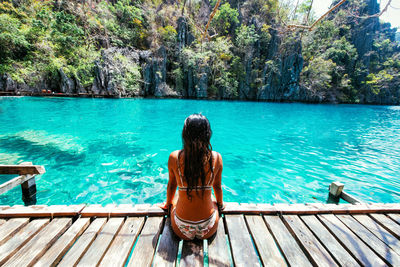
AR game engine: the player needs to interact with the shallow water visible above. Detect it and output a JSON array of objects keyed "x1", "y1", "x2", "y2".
[{"x1": 0, "y1": 97, "x2": 399, "y2": 205}]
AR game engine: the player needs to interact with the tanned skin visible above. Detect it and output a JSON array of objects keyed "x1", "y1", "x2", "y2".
[{"x1": 161, "y1": 150, "x2": 223, "y2": 240}]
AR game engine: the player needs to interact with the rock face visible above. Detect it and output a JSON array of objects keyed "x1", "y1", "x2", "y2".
[
  {"x1": 91, "y1": 47, "x2": 141, "y2": 97},
  {"x1": 141, "y1": 47, "x2": 177, "y2": 97},
  {"x1": 0, "y1": 74, "x2": 16, "y2": 92},
  {"x1": 1, "y1": 0, "x2": 398, "y2": 104},
  {"x1": 59, "y1": 68, "x2": 85, "y2": 94},
  {"x1": 177, "y1": 17, "x2": 194, "y2": 51},
  {"x1": 258, "y1": 37, "x2": 306, "y2": 101}
]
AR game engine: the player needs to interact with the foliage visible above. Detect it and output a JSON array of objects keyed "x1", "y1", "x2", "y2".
[
  {"x1": 211, "y1": 3, "x2": 239, "y2": 36},
  {"x1": 0, "y1": 14, "x2": 30, "y2": 59},
  {"x1": 302, "y1": 57, "x2": 335, "y2": 92},
  {"x1": 0, "y1": 0, "x2": 399, "y2": 103},
  {"x1": 180, "y1": 37, "x2": 238, "y2": 97},
  {"x1": 158, "y1": 25, "x2": 177, "y2": 48},
  {"x1": 235, "y1": 24, "x2": 259, "y2": 50}
]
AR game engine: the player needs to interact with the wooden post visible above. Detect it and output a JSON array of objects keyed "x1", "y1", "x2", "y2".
[
  {"x1": 0, "y1": 162, "x2": 44, "y2": 206},
  {"x1": 19, "y1": 162, "x2": 37, "y2": 206},
  {"x1": 327, "y1": 182, "x2": 362, "y2": 204},
  {"x1": 21, "y1": 176, "x2": 37, "y2": 206},
  {"x1": 327, "y1": 182, "x2": 344, "y2": 204}
]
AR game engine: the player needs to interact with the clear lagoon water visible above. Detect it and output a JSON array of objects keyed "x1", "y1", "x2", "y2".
[{"x1": 0, "y1": 97, "x2": 400, "y2": 206}]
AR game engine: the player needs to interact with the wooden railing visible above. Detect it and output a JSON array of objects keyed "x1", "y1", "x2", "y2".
[{"x1": 0, "y1": 162, "x2": 45, "y2": 205}]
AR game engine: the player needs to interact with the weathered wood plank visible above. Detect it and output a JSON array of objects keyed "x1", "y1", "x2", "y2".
[
  {"x1": 370, "y1": 214, "x2": 400, "y2": 240},
  {"x1": 208, "y1": 218, "x2": 231, "y2": 267},
  {"x1": 0, "y1": 204, "x2": 85, "y2": 218},
  {"x1": 100, "y1": 217, "x2": 145, "y2": 267},
  {"x1": 58, "y1": 218, "x2": 107, "y2": 267},
  {"x1": 0, "y1": 219, "x2": 5, "y2": 227},
  {"x1": 318, "y1": 214, "x2": 387, "y2": 267},
  {"x1": 225, "y1": 215, "x2": 260, "y2": 266},
  {"x1": 301, "y1": 215, "x2": 360, "y2": 267},
  {"x1": 353, "y1": 214, "x2": 400, "y2": 256},
  {"x1": 264, "y1": 215, "x2": 311, "y2": 267},
  {"x1": 245, "y1": 215, "x2": 285, "y2": 267},
  {"x1": 0, "y1": 174, "x2": 35, "y2": 195},
  {"x1": 153, "y1": 217, "x2": 180, "y2": 267},
  {"x1": 387, "y1": 213, "x2": 400, "y2": 225},
  {"x1": 180, "y1": 239, "x2": 204, "y2": 267},
  {"x1": 337, "y1": 214, "x2": 400, "y2": 266},
  {"x1": 3, "y1": 218, "x2": 71, "y2": 267},
  {"x1": 77, "y1": 217, "x2": 124, "y2": 267},
  {"x1": 283, "y1": 215, "x2": 338, "y2": 267},
  {"x1": 127, "y1": 216, "x2": 164, "y2": 267},
  {"x1": 336, "y1": 215, "x2": 400, "y2": 266},
  {"x1": 80, "y1": 204, "x2": 165, "y2": 217},
  {"x1": 0, "y1": 165, "x2": 45, "y2": 175},
  {"x1": 0, "y1": 219, "x2": 49, "y2": 265},
  {"x1": 0, "y1": 218, "x2": 30, "y2": 245},
  {"x1": 34, "y1": 217, "x2": 90, "y2": 267}
]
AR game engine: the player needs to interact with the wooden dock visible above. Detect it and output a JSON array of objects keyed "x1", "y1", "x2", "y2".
[{"x1": 0, "y1": 203, "x2": 399, "y2": 266}]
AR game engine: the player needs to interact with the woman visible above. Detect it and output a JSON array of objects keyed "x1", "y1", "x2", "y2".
[{"x1": 161, "y1": 114, "x2": 224, "y2": 240}]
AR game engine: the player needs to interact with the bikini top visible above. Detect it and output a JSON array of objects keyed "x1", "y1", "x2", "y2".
[{"x1": 176, "y1": 154, "x2": 217, "y2": 191}]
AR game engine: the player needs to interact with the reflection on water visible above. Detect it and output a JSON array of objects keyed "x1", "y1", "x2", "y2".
[{"x1": 0, "y1": 97, "x2": 400, "y2": 205}]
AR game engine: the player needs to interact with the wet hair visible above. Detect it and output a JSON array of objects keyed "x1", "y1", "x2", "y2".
[{"x1": 178, "y1": 114, "x2": 213, "y2": 199}]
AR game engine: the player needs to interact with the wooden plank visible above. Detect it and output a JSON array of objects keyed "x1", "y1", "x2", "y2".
[
  {"x1": 0, "y1": 175, "x2": 35, "y2": 195},
  {"x1": 225, "y1": 215, "x2": 260, "y2": 266},
  {"x1": 0, "y1": 219, "x2": 5, "y2": 226},
  {"x1": 3, "y1": 218, "x2": 71, "y2": 266},
  {"x1": 153, "y1": 217, "x2": 180, "y2": 267},
  {"x1": 300, "y1": 215, "x2": 360, "y2": 267},
  {"x1": 34, "y1": 217, "x2": 90, "y2": 267},
  {"x1": 283, "y1": 215, "x2": 338, "y2": 267},
  {"x1": 0, "y1": 218, "x2": 30, "y2": 245},
  {"x1": 58, "y1": 218, "x2": 107, "y2": 267},
  {"x1": 0, "y1": 165, "x2": 45, "y2": 175},
  {"x1": 208, "y1": 218, "x2": 231, "y2": 267},
  {"x1": 0, "y1": 204, "x2": 85, "y2": 218},
  {"x1": 0, "y1": 219, "x2": 49, "y2": 265},
  {"x1": 387, "y1": 213, "x2": 400, "y2": 225},
  {"x1": 100, "y1": 217, "x2": 145, "y2": 267},
  {"x1": 77, "y1": 217, "x2": 124, "y2": 267},
  {"x1": 180, "y1": 239, "x2": 203, "y2": 267},
  {"x1": 370, "y1": 214, "x2": 400, "y2": 239},
  {"x1": 337, "y1": 214, "x2": 400, "y2": 266},
  {"x1": 353, "y1": 214, "x2": 400, "y2": 256},
  {"x1": 264, "y1": 215, "x2": 311, "y2": 267},
  {"x1": 127, "y1": 216, "x2": 164, "y2": 267},
  {"x1": 318, "y1": 214, "x2": 387, "y2": 266},
  {"x1": 245, "y1": 215, "x2": 285, "y2": 266},
  {"x1": 80, "y1": 204, "x2": 165, "y2": 217}
]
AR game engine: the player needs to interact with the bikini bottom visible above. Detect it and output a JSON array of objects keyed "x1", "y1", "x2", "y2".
[{"x1": 174, "y1": 209, "x2": 217, "y2": 240}]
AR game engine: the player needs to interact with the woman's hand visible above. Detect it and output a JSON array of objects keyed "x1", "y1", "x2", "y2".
[{"x1": 159, "y1": 202, "x2": 172, "y2": 215}]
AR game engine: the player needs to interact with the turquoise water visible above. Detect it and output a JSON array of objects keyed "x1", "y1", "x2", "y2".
[{"x1": 0, "y1": 97, "x2": 400, "y2": 205}]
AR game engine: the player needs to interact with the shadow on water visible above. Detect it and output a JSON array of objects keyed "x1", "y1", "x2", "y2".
[
  {"x1": 0, "y1": 136, "x2": 86, "y2": 164},
  {"x1": 87, "y1": 141, "x2": 145, "y2": 158}
]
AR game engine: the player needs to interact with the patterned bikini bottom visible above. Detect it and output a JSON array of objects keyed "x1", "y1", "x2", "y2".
[{"x1": 173, "y1": 210, "x2": 218, "y2": 240}]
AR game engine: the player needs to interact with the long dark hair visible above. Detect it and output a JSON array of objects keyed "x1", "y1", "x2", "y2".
[{"x1": 178, "y1": 114, "x2": 213, "y2": 199}]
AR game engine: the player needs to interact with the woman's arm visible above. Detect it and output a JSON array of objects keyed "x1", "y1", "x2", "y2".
[
  {"x1": 213, "y1": 153, "x2": 223, "y2": 208},
  {"x1": 164, "y1": 152, "x2": 178, "y2": 208}
]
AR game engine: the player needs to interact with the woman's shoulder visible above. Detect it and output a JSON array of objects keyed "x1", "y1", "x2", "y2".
[
  {"x1": 169, "y1": 150, "x2": 181, "y2": 160},
  {"x1": 212, "y1": 151, "x2": 222, "y2": 159},
  {"x1": 212, "y1": 151, "x2": 222, "y2": 166}
]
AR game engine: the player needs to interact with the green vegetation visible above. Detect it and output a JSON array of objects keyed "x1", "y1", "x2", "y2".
[{"x1": 0, "y1": 0, "x2": 399, "y2": 103}]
